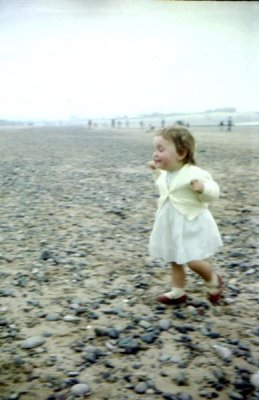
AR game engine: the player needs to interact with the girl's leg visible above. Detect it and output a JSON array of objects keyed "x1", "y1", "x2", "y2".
[
  {"x1": 188, "y1": 260, "x2": 223, "y2": 303},
  {"x1": 157, "y1": 262, "x2": 187, "y2": 305},
  {"x1": 171, "y1": 262, "x2": 186, "y2": 288},
  {"x1": 187, "y1": 260, "x2": 213, "y2": 282}
]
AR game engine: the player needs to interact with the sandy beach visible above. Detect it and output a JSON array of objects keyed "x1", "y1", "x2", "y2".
[{"x1": 0, "y1": 125, "x2": 259, "y2": 400}]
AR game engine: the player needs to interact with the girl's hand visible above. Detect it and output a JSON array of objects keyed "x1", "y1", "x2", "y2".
[
  {"x1": 190, "y1": 179, "x2": 204, "y2": 194},
  {"x1": 147, "y1": 161, "x2": 157, "y2": 170}
]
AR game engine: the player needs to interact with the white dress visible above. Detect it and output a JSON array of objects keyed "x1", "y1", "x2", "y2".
[{"x1": 149, "y1": 171, "x2": 223, "y2": 264}]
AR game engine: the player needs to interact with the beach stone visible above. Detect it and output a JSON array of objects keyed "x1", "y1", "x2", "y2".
[
  {"x1": 139, "y1": 320, "x2": 152, "y2": 329},
  {"x1": 8, "y1": 394, "x2": 20, "y2": 400},
  {"x1": 162, "y1": 394, "x2": 175, "y2": 400},
  {"x1": 228, "y1": 392, "x2": 244, "y2": 400},
  {"x1": 158, "y1": 319, "x2": 172, "y2": 330},
  {"x1": 250, "y1": 371, "x2": 259, "y2": 388},
  {"x1": 63, "y1": 315, "x2": 81, "y2": 323},
  {"x1": 141, "y1": 331, "x2": 159, "y2": 344},
  {"x1": 213, "y1": 344, "x2": 232, "y2": 360},
  {"x1": 171, "y1": 355, "x2": 182, "y2": 364},
  {"x1": 67, "y1": 371, "x2": 80, "y2": 377},
  {"x1": 134, "y1": 381, "x2": 148, "y2": 394},
  {"x1": 46, "y1": 313, "x2": 62, "y2": 321},
  {"x1": 173, "y1": 372, "x2": 189, "y2": 386},
  {"x1": 71, "y1": 383, "x2": 90, "y2": 396},
  {"x1": 118, "y1": 336, "x2": 142, "y2": 354},
  {"x1": 40, "y1": 250, "x2": 52, "y2": 261},
  {"x1": 20, "y1": 336, "x2": 46, "y2": 349},
  {"x1": 176, "y1": 394, "x2": 193, "y2": 400},
  {"x1": 159, "y1": 354, "x2": 171, "y2": 362}
]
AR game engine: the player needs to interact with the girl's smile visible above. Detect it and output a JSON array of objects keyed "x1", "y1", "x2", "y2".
[{"x1": 153, "y1": 136, "x2": 185, "y2": 171}]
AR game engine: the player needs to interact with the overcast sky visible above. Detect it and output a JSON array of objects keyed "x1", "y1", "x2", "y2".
[{"x1": 0, "y1": 0, "x2": 259, "y2": 120}]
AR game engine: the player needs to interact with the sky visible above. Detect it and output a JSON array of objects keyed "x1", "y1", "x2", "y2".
[{"x1": 0, "y1": 0, "x2": 259, "y2": 120}]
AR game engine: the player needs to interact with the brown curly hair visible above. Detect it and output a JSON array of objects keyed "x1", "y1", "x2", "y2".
[{"x1": 155, "y1": 125, "x2": 196, "y2": 165}]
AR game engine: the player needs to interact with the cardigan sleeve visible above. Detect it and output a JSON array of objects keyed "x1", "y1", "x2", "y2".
[{"x1": 198, "y1": 179, "x2": 220, "y2": 203}]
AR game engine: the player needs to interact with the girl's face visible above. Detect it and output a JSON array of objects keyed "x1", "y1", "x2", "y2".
[{"x1": 153, "y1": 135, "x2": 185, "y2": 171}]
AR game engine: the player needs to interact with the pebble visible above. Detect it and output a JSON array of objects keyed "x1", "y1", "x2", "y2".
[
  {"x1": 176, "y1": 394, "x2": 193, "y2": 400},
  {"x1": 158, "y1": 319, "x2": 172, "y2": 330},
  {"x1": 67, "y1": 371, "x2": 80, "y2": 377},
  {"x1": 134, "y1": 382, "x2": 148, "y2": 394},
  {"x1": 171, "y1": 355, "x2": 182, "y2": 364},
  {"x1": 159, "y1": 354, "x2": 171, "y2": 362},
  {"x1": 20, "y1": 336, "x2": 46, "y2": 349},
  {"x1": 71, "y1": 383, "x2": 90, "y2": 396},
  {"x1": 139, "y1": 320, "x2": 152, "y2": 329},
  {"x1": 250, "y1": 371, "x2": 259, "y2": 388},
  {"x1": 63, "y1": 315, "x2": 81, "y2": 323},
  {"x1": 46, "y1": 313, "x2": 62, "y2": 321},
  {"x1": 213, "y1": 344, "x2": 232, "y2": 360}
]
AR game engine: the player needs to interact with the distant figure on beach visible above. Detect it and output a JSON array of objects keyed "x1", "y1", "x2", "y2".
[
  {"x1": 88, "y1": 119, "x2": 92, "y2": 129},
  {"x1": 219, "y1": 121, "x2": 224, "y2": 131},
  {"x1": 175, "y1": 120, "x2": 185, "y2": 126},
  {"x1": 117, "y1": 121, "x2": 122, "y2": 128},
  {"x1": 111, "y1": 119, "x2": 115, "y2": 128},
  {"x1": 140, "y1": 121, "x2": 144, "y2": 129},
  {"x1": 161, "y1": 119, "x2": 165, "y2": 128},
  {"x1": 227, "y1": 117, "x2": 233, "y2": 132},
  {"x1": 148, "y1": 126, "x2": 223, "y2": 305}
]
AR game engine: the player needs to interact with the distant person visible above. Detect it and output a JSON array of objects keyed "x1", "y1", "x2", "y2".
[
  {"x1": 147, "y1": 126, "x2": 223, "y2": 305},
  {"x1": 175, "y1": 120, "x2": 185, "y2": 126},
  {"x1": 161, "y1": 119, "x2": 165, "y2": 128},
  {"x1": 140, "y1": 121, "x2": 144, "y2": 129},
  {"x1": 118, "y1": 121, "x2": 121, "y2": 128},
  {"x1": 227, "y1": 117, "x2": 233, "y2": 132},
  {"x1": 111, "y1": 119, "x2": 115, "y2": 128},
  {"x1": 219, "y1": 121, "x2": 224, "y2": 131},
  {"x1": 88, "y1": 119, "x2": 92, "y2": 129}
]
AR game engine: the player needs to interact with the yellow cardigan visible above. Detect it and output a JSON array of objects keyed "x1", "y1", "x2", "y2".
[{"x1": 153, "y1": 164, "x2": 220, "y2": 220}]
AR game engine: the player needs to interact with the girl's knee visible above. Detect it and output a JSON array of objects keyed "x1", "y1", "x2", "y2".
[{"x1": 188, "y1": 260, "x2": 200, "y2": 270}]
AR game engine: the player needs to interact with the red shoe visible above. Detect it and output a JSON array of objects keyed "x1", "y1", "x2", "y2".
[
  {"x1": 207, "y1": 274, "x2": 223, "y2": 304},
  {"x1": 157, "y1": 293, "x2": 187, "y2": 305}
]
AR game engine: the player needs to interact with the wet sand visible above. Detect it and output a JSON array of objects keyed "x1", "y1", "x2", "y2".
[{"x1": 0, "y1": 125, "x2": 259, "y2": 399}]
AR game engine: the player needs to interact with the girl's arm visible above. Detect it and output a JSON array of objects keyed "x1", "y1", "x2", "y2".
[
  {"x1": 191, "y1": 178, "x2": 220, "y2": 203},
  {"x1": 147, "y1": 161, "x2": 161, "y2": 181}
]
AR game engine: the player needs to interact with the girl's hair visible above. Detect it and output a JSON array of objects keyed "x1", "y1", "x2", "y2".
[{"x1": 155, "y1": 125, "x2": 196, "y2": 165}]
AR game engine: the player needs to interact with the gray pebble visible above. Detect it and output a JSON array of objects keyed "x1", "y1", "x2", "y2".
[
  {"x1": 251, "y1": 371, "x2": 259, "y2": 388},
  {"x1": 159, "y1": 354, "x2": 171, "y2": 362},
  {"x1": 63, "y1": 315, "x2": 81, "y2": 323},
  {"x1": 20, "y1": 336, "x2": 45, "y2": 349},
  {"x1": 138, "y1": 320, "x2": 152, "y2": 329},
  {"x1": 134, "y1": 381, "x2": 148, "y2": 394},
  {"x1": 177, "y1": 394, "x2": 193, "y2": 400},
  {"x1": 171, "y1": 355, "x2": 182, "y2": 364},
  {"x1": 159, "y1": 319, "x2": 172, "y2": 330},
  {"x1": 46, "y1": 313, "x2": 62, "y2": 321},
  {"x1": 71, "y1": 383, "x2": 90, "y2": 396},
  {"x1": 67, "y1": 371, "x2": 80, "y2": 377}
]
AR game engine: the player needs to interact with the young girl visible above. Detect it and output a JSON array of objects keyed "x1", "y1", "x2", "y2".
[{"x1": 148, "y1": 126, "x2": 223, "y2": 305}]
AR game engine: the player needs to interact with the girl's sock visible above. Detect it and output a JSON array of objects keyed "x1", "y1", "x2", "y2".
[
  {"x1": 165, "y1": 287, "x2": 186, "y2": 299},
  {"x1": 206, "y1": 273, "x2": 220, "y2": 294}
]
